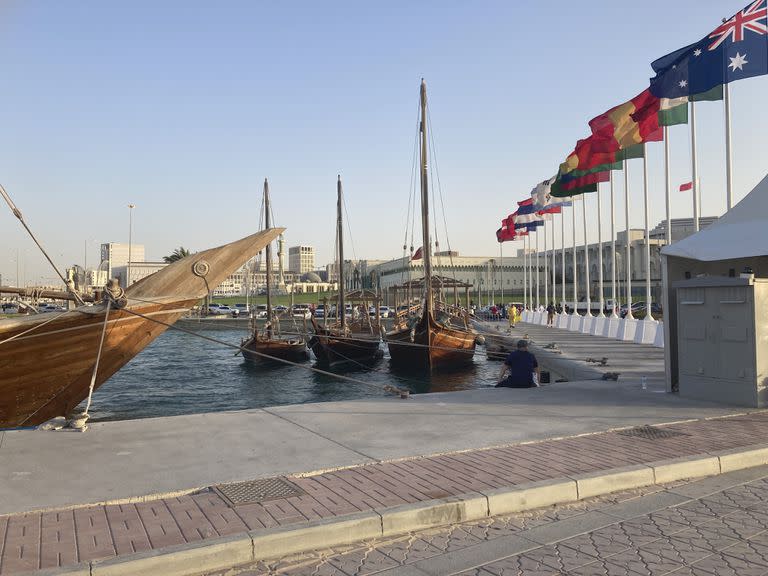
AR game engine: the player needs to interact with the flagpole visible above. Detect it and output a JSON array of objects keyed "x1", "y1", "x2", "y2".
[
  {"x1": 643, "y1": 143, "x2": 654, "y2": 322},
  {"x1": 597, "y1": 181, "x2": 605, "y2": 317},
  {"x1": 691, "y1": 101, "x2": 700, "y2": 232},
  {"x1": 725, "y1": 83, "x2": 733, "y2": 211},
  {"x1": 572, "y1": 201, "x2": 577, "y2": 315},
  {"x1": 624, "y1": 159, "x2": 633, "y2": 319},
  {"x1": 582, "y1": 193, "x2": 592, "y2": 318},
  {"x1": 561, "y1": 210, "x2": 566, "y2": 312},
  {"x1": 665, "y1": 126, "x2": 672, "y2": 245},
  {"x1": 535, "y1": 230, "x2": 540, "y2": 309},
  {"x1": 543, "y1": 221, "x2": 549, "y2": 309},
  {"x1": 527, "y1": 234, "x2": 532, "y2": 310},
  {"x1": 522, "y1": 235, "x2": 526, "y2": 311},
  {"x1": 551, "y1": 215, "x2": 556, "y2": 310},
  {"x1": 610, "y1": 170, "x2": 618, "y2": 317},
  {"x1": 499, "y1": 242, "x2": 504, "y2": 308}
]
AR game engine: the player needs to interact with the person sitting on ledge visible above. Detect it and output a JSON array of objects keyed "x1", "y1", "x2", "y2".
[{"x1": 496, "y1": 339, "x2": 540, "y2": 388}]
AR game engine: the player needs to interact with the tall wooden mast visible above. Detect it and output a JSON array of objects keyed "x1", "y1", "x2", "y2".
[
  {"x1": 419, "y1": 80, "x2": 433, "y2": 320},
  {"x1": 337, "y1": 175, "x2": 346, "y2": 331},
  {"x1": 264, "y1": 178, "x2": 273, "y2": 338}
]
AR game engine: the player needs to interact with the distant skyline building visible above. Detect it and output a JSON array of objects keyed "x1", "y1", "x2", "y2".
[
  {"x1": 100, "y1": 242, "x2": 145, "y2": 282},
  {"x1": 288, "y1": 245, "x2": 314, "y2": 274}
]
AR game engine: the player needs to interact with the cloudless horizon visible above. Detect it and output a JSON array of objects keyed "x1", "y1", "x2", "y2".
[{"x1": 1, "y1": 1, "x2": 767, "y2": 285}]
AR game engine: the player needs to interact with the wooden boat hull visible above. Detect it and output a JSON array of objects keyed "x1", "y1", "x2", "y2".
[
  {"x1": 0, "y1": 228, "x2": 283, "y2": 428},
  {"x1": 483, "y1": 333, "x2": 514, "y2": 361},
  {"x1": 241, "y1": 335, "x2": 309, "y2": 363},
  {"x1": 307, "y1": 329, "x2": 382, "y2": 368},
  {"x1": 386, "y1": 314, "x2": 477, "y2": 371}
]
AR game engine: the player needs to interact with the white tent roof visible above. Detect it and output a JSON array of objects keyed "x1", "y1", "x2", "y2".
[{"x1": 662, "y1": 173, "x2": 768, "y2": 262}]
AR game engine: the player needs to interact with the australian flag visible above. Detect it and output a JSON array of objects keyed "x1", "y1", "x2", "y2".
[{"x1": 650, "y1": 0, "x2": 768, "y2": 98}]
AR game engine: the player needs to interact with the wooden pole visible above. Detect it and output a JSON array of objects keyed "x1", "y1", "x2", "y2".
[
  {"x1": 337, "y1": 176, "x2": 346, "y2": 331},
  {"x1": 264, "y1": 179, "x2": 274, "y2": 338}
]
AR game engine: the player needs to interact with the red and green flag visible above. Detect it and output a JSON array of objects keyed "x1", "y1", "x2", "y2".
[{"x1": 588, "y1": 89, "x2": 663, "y2": 151}]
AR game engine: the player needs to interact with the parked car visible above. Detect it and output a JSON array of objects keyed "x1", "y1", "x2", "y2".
[
  {"x1": 619, "y1": 301, "x2": 662, "y2": 318},
  {"x1": 371, "y1": 306, "x2": 392, "y2": 318},
  {"x1": 253, "y1": 304, "x2": 268, "y2": 318},
  {"x1": 314, "y1": 304, "x2": 327, "y2": 318},
  {"x1": 38, "y1": 303, "x2": 65, "y2": 313},
  {"x1": 274, "y1": 305, "x2": 288, "y2": 315},
  {"x1": 233, "y1": 303, "x2": 250, "y2": 316},
  {"x1": 292, "y1": 304, "x2": 312, "y2": 319}
]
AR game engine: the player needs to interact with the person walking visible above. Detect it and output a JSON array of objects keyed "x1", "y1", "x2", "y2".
[
  {"x1": 546, "y1": 302, "x2": 555, "y2": 327},
  {"x1": 496, "y1": 340, "x2": 540, "y2": 388},
  {"x1": 508, "y1": 305, "x2": 519, "y2": 328}
]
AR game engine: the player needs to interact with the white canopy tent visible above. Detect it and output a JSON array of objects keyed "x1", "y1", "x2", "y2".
[
  {"x1": 661, "y1": 173, "x2": 768, "y2": 395},
  {"x1": 662, "y1": 173, "x2": 768, "y2": 262}
]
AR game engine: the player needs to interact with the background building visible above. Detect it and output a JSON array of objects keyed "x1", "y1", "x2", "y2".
[
  {"x1": 112, "y1": 262, "x2": 166, "y2": 289},
  {"x1": 288, "y1": 245, "x2": 314, "y2": 274},
  {"x1": 371, "y1": 251, "x2": 525, "y2": 306},
  {"x1": 537, "y1": 217, "x2": 718, "y2": 306},
  {"x1": 100, "y1": 243, "x2": 145, "y2": 280}
]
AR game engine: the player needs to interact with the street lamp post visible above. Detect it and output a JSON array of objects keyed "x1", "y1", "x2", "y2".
[{"x1": 127, "y1": 204, "x2": 135, "y2": 287}]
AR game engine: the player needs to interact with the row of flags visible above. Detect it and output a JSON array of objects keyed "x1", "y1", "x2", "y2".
[{"x1": 497, "y1": 0, "x2": 768, "y2": 242}]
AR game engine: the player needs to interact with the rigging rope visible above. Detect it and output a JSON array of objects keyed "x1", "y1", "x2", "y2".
[
  {"x1": 0, "y1": 308, "x2": 79, "y2": 346},
  {"x1": 0, "y1": 184, "x2": 85, "y2": 306},
  {"x1": 426, "y1": 105, "x2": 460, "y2": 292}
]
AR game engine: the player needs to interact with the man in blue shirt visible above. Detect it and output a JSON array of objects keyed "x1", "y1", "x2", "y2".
[{"x1": 496, "y1": 340, "x2": 540, "y2": 388}]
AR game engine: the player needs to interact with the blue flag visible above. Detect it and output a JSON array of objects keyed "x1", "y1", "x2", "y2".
[
  {"x1": 515, "y1": 220, "x2": 543, "y2": 231},
  {"x1": 649, "y1": 0, "x2": 768, "y2": 98}
]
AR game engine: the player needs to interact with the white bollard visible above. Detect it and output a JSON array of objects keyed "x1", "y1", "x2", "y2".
[
  {"x1": 602, "y1": 316, "x2": 620, "y2": 338},
  {"x1": 634, "y1": 318, "x2": 658, "y2": 345},
  {"x1": 616, "y1": 317, "x2": 639, "y2": 341},
  {"x1": 590, "y1": 316, "x2": 607, "y2": 336},
  {"x1": 653, "y1": 322, "x2": 665, "y2": 348}
]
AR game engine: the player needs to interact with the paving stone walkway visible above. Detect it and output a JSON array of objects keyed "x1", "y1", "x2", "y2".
[
  {"x1": 2, "y1": 411, "x2": 768, "y2": 574},
  {"x1": 213, "y1": 468, "x2": 768, "y2": 575}
]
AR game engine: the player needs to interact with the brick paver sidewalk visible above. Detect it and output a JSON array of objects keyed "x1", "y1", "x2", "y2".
[{"x1": 2, "y1": 411, "x2": 768, "y2": 574}]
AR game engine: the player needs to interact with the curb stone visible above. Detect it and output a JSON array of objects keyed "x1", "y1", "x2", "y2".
[
  {"x1": 571, "y1": 464, "x2": 655, "y2": 499},
  {"x1": 651, "y1": 454, "x2": 720, "y2": 484},
  {"x1": 718, "y1": 444, "x2": 768, "y2": 473},
  {"x1": 251, "y1": 511, "x2": 382, "y2": 559},
  {"x1": 90, "y1": 533, "x2": 253, "y2": 576},
  {"x1": 484, "y1": 478, "x2": 577, "y2": 516},
  {"x1": 17, "y1": 443, "x2": 768, "y2": 576},
  {"x1": 378, "y1": 492, "x2": 488, "y2": 537}
]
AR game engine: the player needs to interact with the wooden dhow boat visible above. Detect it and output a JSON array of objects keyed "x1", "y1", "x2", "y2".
[
  {"x1": 307, "y1": 177, "x2": 382, "y2": 367},
  {"x1": 385, "y1": 80, "x2": 477, "y2": 370},
  {"x1": 0, "y1": 227, "x2": 283, "y2": 428},
  {"x1": 241, "y1": 179, "x2": 308, "y2": 364}
]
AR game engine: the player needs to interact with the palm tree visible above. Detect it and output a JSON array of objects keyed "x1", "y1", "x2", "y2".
[{"x1": 163, "y1": 247, "x2": 191, "y2": 263}]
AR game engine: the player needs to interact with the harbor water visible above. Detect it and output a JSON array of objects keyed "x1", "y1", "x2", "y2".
[{"x1": 84, "y1": 325, "x2": 507, "y2": 422}]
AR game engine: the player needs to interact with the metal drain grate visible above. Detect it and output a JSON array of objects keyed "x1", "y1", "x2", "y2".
[
  {"x1": 214, "y1": 477, "x2": 305, "y2": 506},
  {"x1": 616, "y1": 425, "x2": 690, "y2": 440}
]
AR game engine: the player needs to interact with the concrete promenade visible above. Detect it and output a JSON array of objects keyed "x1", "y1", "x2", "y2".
[
  {"x1": 480, "y1": 318, "x2": 665, "y2": 384},
  {"x1": 0, "y1": 326, "x2": 764, "y2": 575}
]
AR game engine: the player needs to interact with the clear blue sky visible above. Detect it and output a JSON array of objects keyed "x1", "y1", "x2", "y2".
[{"x1": 1, "y1": 0, "x2": 766, "y2": 285}]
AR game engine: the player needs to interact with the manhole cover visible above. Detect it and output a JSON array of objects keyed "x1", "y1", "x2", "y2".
[
  {"x1": 214, "y1": 477, "x2": 305, "y2": 506},
  {"x1": 616, "y1": 425, "x2": 689, "y2": 440}
]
